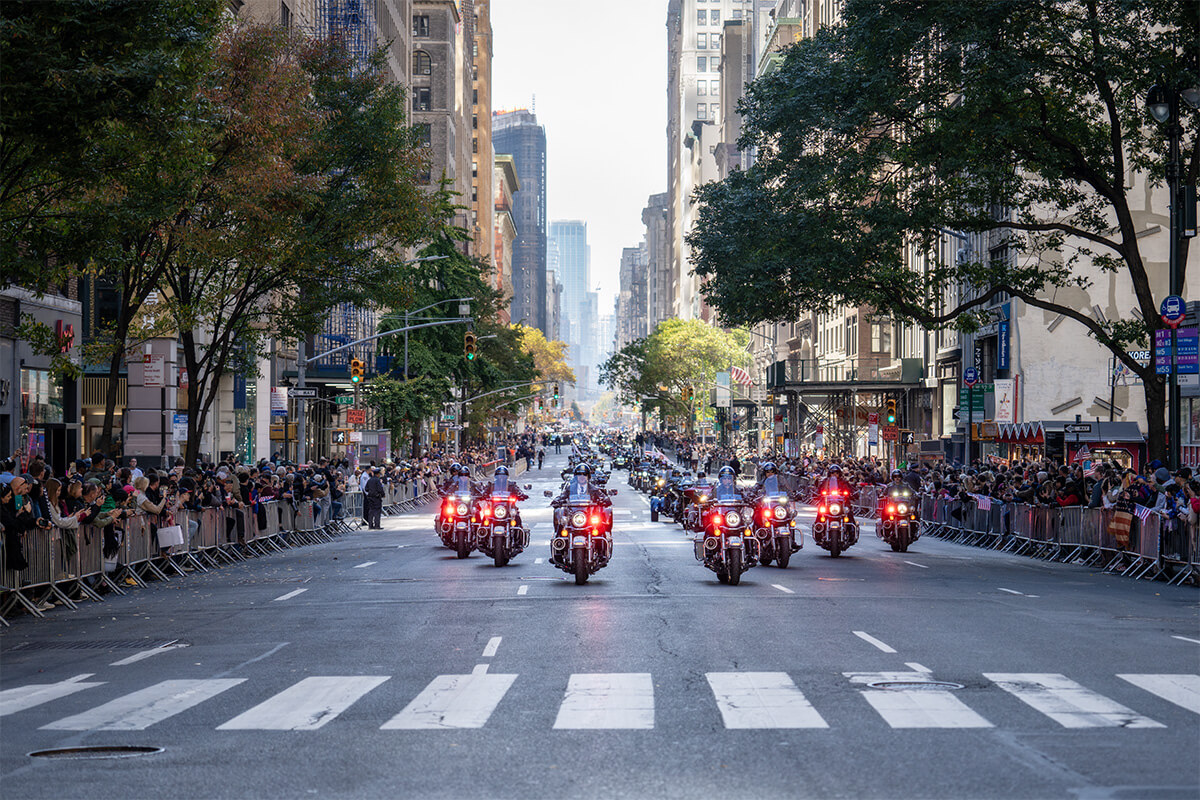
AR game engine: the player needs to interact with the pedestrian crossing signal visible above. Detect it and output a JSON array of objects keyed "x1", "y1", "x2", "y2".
[
  {"x1": 464, "y1": 331, "x2": 477, "y2": 361},
  {"x1": 350, "y1": 358, "x2": 365, "y2": 383}
]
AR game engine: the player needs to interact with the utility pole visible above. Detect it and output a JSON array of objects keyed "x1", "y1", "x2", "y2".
[{"x1": 297, "y1": 338, "x2": 307, "y2": 464}]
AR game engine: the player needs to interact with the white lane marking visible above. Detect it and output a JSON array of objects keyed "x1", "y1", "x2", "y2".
[
  {"x1": 859, "y1": 686, "x2": 992, "y2": 729},
  {"x1": 517, "y1": 585, "x2": 528, "y2": 596},
  {"x1": 472, "y1": 664, "x2": 490, "y2": 675},
  {"x1": 553, "y1": 673, "x2": 655, "y2": 729},
  {"x1": 272, "y1": 588, "x2": 309, "y2": 602},
  {"x1": 984, "y1": 673, "x2": 1165, "y2": 729},
  {"x1": 906, "y1": 663, "x2": 933, "y2": 674},
  {"x1": 0, "y1": 674, "x2": 103, "y2": 717},
  {"x1": 110, "y1": 641, "x2": 190, "y2": 666},
  {"x1": 853, "y1": 631, "x2": 898, "y2": 654},
  {"x1": 1117, "y1": 674, "x2": 1200, "y2": 715},
  {"x1": 353, "y1": 561, "x2": 377, "y2": 569},
  {"x1": 1172, "y1": 635, "x2": 1200, "y2": 645},
  {"x1": 904, "y1": 561, "x2": 929, "y2": 569},
  {"x1": 217, "y1": 676, "x2": 389, "y2": 730},
  {"x1": 42, "y1": 679, "x2": 246, "y2": 731},
  {"x1": 707, "y1": 672, "x2": 828, "y2": 729},
  {"x1": 997, "y1": 588, "x2": 1024, "y2": 595},
  {"x1": 482, "y1": 637, "x2": 502, "y2": 658},
  {"x1": 534, "y1": 558, "x2": 544, "y2": 564},
  {"x1": 382, "y1": 672, "x2": 517, "y2": 729},
  {"x1": 771, "y1": 584, "x2": 795, "y2": 594}
]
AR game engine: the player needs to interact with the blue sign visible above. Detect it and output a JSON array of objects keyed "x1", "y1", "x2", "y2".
[
  {"x1": 1177, "y1": 327, "x2": 1198, "y2": 374},
  {"x1": 963, "y1": 367, "x2": 979, "y2": 387},
  {"x1": 1161, "y1": 295, "x2": 1186, "y2": 327},
  {"x1": 998, "y1": 319, "x2": 1010, "y2": 371},
  {"x1": 1155, "y1": 329, "x2": 1173, "y2": 375}
]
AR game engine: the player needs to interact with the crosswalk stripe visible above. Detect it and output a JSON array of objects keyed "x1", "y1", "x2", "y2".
[
  {"x1": 706, "y1": 672, "x2": 828, "y2": 729},
  {"x1": 381, "y1": 673, "x2": 517, "y2": 729},
  {"x1": 859, "y1": 688, "x2": 992, "y2": 729},
  {"x1": 553, "y1": 673, "x2": 654, "y2": 729},
  {"x1": 0, "y1": 674, "x2": 104, "y2": 717},
  {"x1": 41, "y1": 679, "x2": 246, "y2": 731},
  {"x1": 984, "y1": 673, "x2": 1165, "y2": 729},
  {"x1": 1117, "y1": 674, "x2": 1200, "y2": 715},
  {"x1": 217, "y1": 677, "x2": 389, "y2": 730}
]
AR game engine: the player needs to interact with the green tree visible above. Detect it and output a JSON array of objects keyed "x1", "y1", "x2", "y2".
[
  {"x1": 362, "y1": 375, "x2": 448, "y2": 452},
  {"x1": 602, "y1": 319, "x2": 748, "y2": 432},
  {"x1": 687, "y1": 0, "x2": 1198, "y2": 460}
]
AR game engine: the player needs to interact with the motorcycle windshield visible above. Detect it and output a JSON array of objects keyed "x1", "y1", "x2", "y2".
[
  {"x1": 715, "y1": 483, "x2": 740, "y2": 501},
  {"x1": 453, "y1": 477, "x2": 472, "y2": 494},
  {"x1": 492, "y1": 475, "x2": 509, "y2": 494},
  {"x1": 762, "y1": 476, "x2": 784, "y2": 496},
  {"x1": 569, "y1": 480, "x2": 591, "y2": 502}
]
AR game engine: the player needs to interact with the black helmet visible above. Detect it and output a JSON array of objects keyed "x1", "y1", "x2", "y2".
[
  {"x1": 494, "y1": 465, "x2": 509, "y2": 476},
  {"x1": 718, "y1": 466, "x2": 735, "y2": 480},
  {"x1": 450, "y1": 463, "x2": 462, "y2": 474},
  {"x1": 827, "y1": 464, "x2": 843, "y2": 474},
  {"x1": 574, "y1": 464, "x2": 592, "y2": 477},
  {"x1": 761, "y1": 461, "x2": 778, "y2": 476},
  {"x1": 891, "y1": 469, "x2": 903, "y2": 480}
]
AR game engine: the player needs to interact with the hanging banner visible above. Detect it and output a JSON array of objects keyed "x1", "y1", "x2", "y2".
[
  {"x1": 994, "y1": 378, "x2": 1016, "y2": 424},
  {"x1": 271, "y1": 387, "x2": 289, "y2": 416}
]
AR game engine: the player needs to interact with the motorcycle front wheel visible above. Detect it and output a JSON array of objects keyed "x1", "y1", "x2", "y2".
[
  {"x1": 573, "y1": 548, "x2": 589, "y2": 585},
  {"x1": 456, "y1": 534, "x2": 471, "y2": 559},
  {"x1": 727, "y1": 549, "x2": 742, "y2": 585},
  {"x1": 775, "y1": 539, "x2": 790, "y2": 568},
  {"x1": 494, "y1": 548, "x2": 509, "y2": 567}
]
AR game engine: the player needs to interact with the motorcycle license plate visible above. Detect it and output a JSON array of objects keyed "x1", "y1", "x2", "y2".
[
  {"x1": 830, "y1": 522, "x2": 841, "y2": 529},
  {"x1": 727, "y1": 537, "x2": 742, "y2": 546},
  {"x1": 572, "y1": 535, "x2": 587, "y2": 546}
]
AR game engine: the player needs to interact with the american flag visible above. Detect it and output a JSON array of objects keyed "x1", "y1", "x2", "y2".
[
  {"x1": 730, "y1": 365, "x2": 753, "y2": 386},
  {"x1": 974, "y1": 494, "x2": 992, "y2": 511},
  {"x1": 1134, "y1": 504, "x2": 1154, "y2": 522}
]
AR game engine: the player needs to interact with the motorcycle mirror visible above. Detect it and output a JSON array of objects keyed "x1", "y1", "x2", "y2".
[
  {"x1": 608, "y1": 489, "x2": 618, "y2": 496},
  {"x1": 543, "y1": 490, "x2": 553, "y2": 498},
  {"x1": 524, "y1": 484, "x2": 532, "y2": 490}
]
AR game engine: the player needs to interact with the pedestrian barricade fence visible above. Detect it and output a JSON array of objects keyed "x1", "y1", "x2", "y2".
[
  {"x1": 919, "y1": 494, "x2": 1197, "y2": 586},
  {"x1": 0, "y1": 498, "x2": 362, "y2": 626}
]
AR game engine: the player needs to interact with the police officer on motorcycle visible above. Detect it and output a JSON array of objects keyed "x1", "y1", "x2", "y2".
[
  {"x1": 713, "y1": 465, "x2": 743, "y2": 502},
  {"x1": 816, "y1": 463, "x2": 851, "y2": 497},
  {"x1": 551, "y1": 463, "x2": 611, "y2": 530}
]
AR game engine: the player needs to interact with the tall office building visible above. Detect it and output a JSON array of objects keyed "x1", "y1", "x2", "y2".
[
  {"x1": 493, "y1": 109, "x2": 548, "y2": 334},
  {"x1": 472, "y1": 1, "x2": 495, "y2": 268},
  {"x1": 549, "y1": 220, "x2": 590, "y2": 350}
]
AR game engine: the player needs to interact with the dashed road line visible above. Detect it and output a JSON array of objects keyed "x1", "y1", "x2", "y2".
[
  {"x1": 272, "y1": 588, "x2": 308, "y2": 602},
  {"x1": 353, "y1": 561, "x2": 377, "y2": 569},
  {"x1": 517, "y1": 585, "x2": 529, "y2": 596},
  {"x1": 997, "y1": 588, "x2": 1039, "y2": 597},
  {"x1": 904, "y1": 561, "x2": 929, "y2": 569},
  {"x1": 853, "y1": 631, "x2": 898, "y2": 654},
  {"x1": 771, "y1": 584, "x2": 795, "y2": 594},
  {"x1": 534, "y1": 558, "x2": 543, "y2": 564},
  {"x1": 906, "y1": 663, "x2": 933, "y2": 674},
  {"x1": 110, "y1": 641, "x2": 189, "y2": 666},
  {"x1": 482, "y1": 637, "x2": 502, "y2": 658},
  {"x1": 1172, "y1": 635, "x2": 1200, "y2": 645},
  {"x1": 472, "y1": 664, "x2": 490, "y2": 675}
]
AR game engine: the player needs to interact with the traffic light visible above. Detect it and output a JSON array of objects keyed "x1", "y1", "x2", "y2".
[
  {"x1": 885, "y1": 398, "x2": 897, "y2": 425},
  {"x1": 350, "y1": 358, "x2": 364, "y2": 383},
  {"x1": 464, "y1": 331, "x2": 477, "y2": 360},
  {"x1": 554, "y1": 383, "x2": 560, "y2": 406}
]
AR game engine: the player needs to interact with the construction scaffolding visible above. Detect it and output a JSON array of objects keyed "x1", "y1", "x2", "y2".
[{"x1": 316, "y1": 0, "x2": 378, "y2": 70}]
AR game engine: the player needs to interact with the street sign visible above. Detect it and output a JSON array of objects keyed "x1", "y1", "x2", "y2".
[
  {"x1": 1064, "y1": 423, "x2": 1093, "y2": 434},
  {"x1": 334, "y1": 395, "x2": 354, "y2": 406},
  {"x1": 290, "y1": 387, "x2": 318, "y2": 399},
  {"x1": 1160, "y1": 295, "x2": 1186, "y2": 328},
  {"x1": 963, "y1": 367, "x2": 979, "y2": 388},
  {"x1": 882, "y1": 425, "x2": 898, "y2": 442},
  {"x1": 900, "y1": 430, "x2": 915, "y2": 445},
  {"x1": 346, "y1": 408, "x2": 366, "y2": 425},
  {"x1": 867, "y1": 412, "x2": 879, "y2": 426},
  {"x1": 1177, "y1": 327, "x2": 1199, "y2": 374},
  {"x1": 143, "y1": 354, "x2": 166, "y2": 388}
]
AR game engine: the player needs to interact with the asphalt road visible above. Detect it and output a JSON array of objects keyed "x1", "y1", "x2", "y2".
[{"x1": 2, "y1": 450, "x2": 1198, "y2": 800}]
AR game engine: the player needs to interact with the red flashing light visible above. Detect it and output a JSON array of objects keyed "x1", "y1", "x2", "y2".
[
  {"x1": 713, "y1": 513, "x2": 724, "y2": 526},
  {"x1": 887, "y1": 505, "x2": 896, "y2": 515},
  {"x1": 482, "y1": 505, "x2": 491, "y2": 518},
  {"x1": 818, "y1": 506, "x2": 827, "y2": 515},
  {"x1": 590, "y1": 515, "x2": 601, "y2": 525}
]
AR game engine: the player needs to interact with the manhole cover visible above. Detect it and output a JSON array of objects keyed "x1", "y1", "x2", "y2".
[
  {"x1": 8, "y1": 640, "x2": 180, "y2": 652},
  {"x1": 29, "y1": 746, "x2": 163, "y2": 760},
  {"x1": 867, "y1": 680, "x2": 964, "y2": 691}
]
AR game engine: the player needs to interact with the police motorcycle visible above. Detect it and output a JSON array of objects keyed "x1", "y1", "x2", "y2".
[
  {"x1": 546, "y1": 464, "x2": 617, "y2": 584},
  {"x1": 695, "y1": 467, "x2": 759, "y2": 585},
  {"x1": 666, "y1": 473, "x2": 696, "y2": 524},
  {"x1": 682, "y1": 473, "x2": 714, "y2": 534},
  {"x1": 474, "y1": 466, "x2": 532, "y2": 567},
  {"x1": 811, "y1": 464, "x2": 859, "y2": 557},
  {"x1": 877, "y1": 470, "x2": 920, "y2": 552},
  {"x1": 750, "y1": 463, "x2": 801, "y2": 568},
  {"x1": 611, "y1": 450, "x2": 632, "y2": 471},
  {"x1": 649, "y1": 468, "x2": 681, "y2": 522},
  {"x1": 437, "y1": 465, "x2": 479, "y2": 559}
]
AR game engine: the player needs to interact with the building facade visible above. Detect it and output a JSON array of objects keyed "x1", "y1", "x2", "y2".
[{"x1": 493, "y1": 109, "x2": 548, "y2": 334}]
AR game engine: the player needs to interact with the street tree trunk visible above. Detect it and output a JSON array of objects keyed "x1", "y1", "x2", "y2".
[{"x1": 1142, "y1": 375, "x2": 1167, "y2": 464}]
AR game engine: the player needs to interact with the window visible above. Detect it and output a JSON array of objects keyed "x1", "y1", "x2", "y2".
[
  {"x1": 413, "y1": 14, "x2": 430, "y2": 37},
  {"x1": 697, "y1": 80, "x2": 706, "y2": 96},
  {"x1": 696, "y1": 103, "x2": 707, "y2": 120},
  {"x1": 847, "y1": 316, "x2": 858, "y2": 356},
  {"x1": 697, "y1": 56, "x2": 706, "y2": 72},
  {"x1": 698, "y1": 10, "x2": 706, "y2": 25},
  {"x1": 472, "y1": 114, "x2": 477, "y2": 130},
  {"x1": 472, "y1": 89, "x2": 478, "y2": 105},
  {"x1": 21, "y1": 368, "x2": 63, "y2": 426},
  {"x1": 710, "y1": 10, "x2": 720, "y2": 24},
  {"x1": 413, "y1": 87, "x2": 431, "y2": 111},
  {"x1": 710, "y1": 79, "x2": 719, "y2": 96},
  {"x1": 472, "y1": 138, "x2": 478, "y2": 153},
  {"x1": 413, "y1": 50, "x2": 432, "y2": 76},
  {"x1": 871, "y1": 321, "x2": 892, "y2": 354},
  {"x1": 711, "y1": 33, "x2": 721, "y2": 49},
  {"x1": 732, "y1": 9, "x2": 742, "y2": 18},
  {"x1": 280, "y1": 1, "x2": 291, "y2": 27},
  {"x1": 711, "y1": 103, "x2": 719, "y2": 120},
  {"x1": 415, "y1": 123, "x2": 432, "y2": 147},
  {"x1": 697, "y1": 33, "x2": 707, "y2": 49}
]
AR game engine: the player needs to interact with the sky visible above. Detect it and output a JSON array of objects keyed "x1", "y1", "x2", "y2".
[{"x1": 491, "y1": 0, "x2": 667, "y2": 319}]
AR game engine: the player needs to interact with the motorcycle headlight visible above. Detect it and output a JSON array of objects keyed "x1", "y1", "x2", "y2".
[
  {"x1": 897, "y1": 503, "x2": 908, "y2": 515},
  {"x1": 657, "y1": 479, "x2": 665, "y2": 487},
  {"x1": 725, "y1": 510, "x2": 742, "y2": 527},
  {"x1": 571, "y1": 511, "x2": 587, "y2": 527},
  {"x1": 494, "y1": 505, "x2": 508, "y2": 519},
  {"x1": 773, "y1": 505, "x2": 788, "y2": 520},
  {"x1": 700, "y1": 495, "x2": 708, "y2": 503},
  {"x1": 828, "y1": 503, "x2": 842, "y2": 516},
  {"x1": 456, "y1": 502, "x2": 469, "y2": 516}
]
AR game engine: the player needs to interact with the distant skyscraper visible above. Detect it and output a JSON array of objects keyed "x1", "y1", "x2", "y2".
[
  {"x1": 549, "y1": 220, "x2": 590, "y2": 349},
  {"x1": 493, "y1": 109, "x2": 548, "y2": 334}
]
